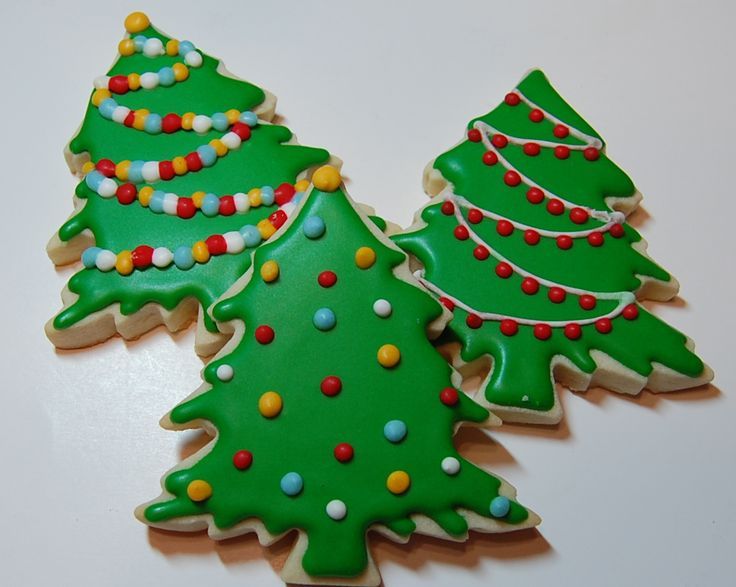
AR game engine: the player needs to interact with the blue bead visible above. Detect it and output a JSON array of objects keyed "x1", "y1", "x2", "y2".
[
  {"x1": 240, "y1": 111, "x2": 258, "y2": 126},
  {"x1": 240, "y1": 225, "x2": 262, "y2": 247},
  {"x1": 85, "y1": 171, "x2": 104, "y2": 191},
  {"x1": 144, "y1": 113, "x2": 162, "y2": 134},
  {"x1": 133, "y1": 35, "x2": 146, "y2": 51},
  {"x1": 201, "y1": 193, "x2": 220, "y2": 217},
  {"x1": 157, "y1": 67, "x2": 175, "y2": 87},
  {"x1": 173, "y1": 246, "x2": 195, "y2": 270},
  {"x1": 260, "y1": 186, "x2": 275, "y2": 206},
  {"x1": 149, "y1": 191, "x2": 166, "y2": 213},
  {"x1": 384, "y1": 420, "x2": 407, "y2": 443},
  {"x1": 303, "y1": 216, "x2": 326, "y2": 239},
  {"x1": 313, "y1": 308, "x2": 336, "y2": 331},
  {"x1": 280, "y1": 472, "x2": 303, "y2": 496},
  {"x1": 127, "y1": 161, "x2": 144, "y2": 184},
  {"x1": 81, "y1": 247, "x2": 102, "y2": 269},
  {"x1": 98, "y1": 98, "x2": 118, "y2": 119},
  {"x1": 211, "y1": 112, "x2": 229, "y2": 132},
  {"x1": 178, "y1": 40, "x2": 195, "y2": 56},
  {"x1": 196, "y1": 145, "x2": 217, "y2": 167},
  {"x1": 490, "y1": 496, "x2": 511, "y2": 518}
]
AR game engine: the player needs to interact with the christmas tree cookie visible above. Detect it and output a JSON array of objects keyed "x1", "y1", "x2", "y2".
[
  {"x1": 46, "y1": 12, "x2": 330, "y2": 355},
  {"x1": 394, "y1": 69, "x2": 712, "y2": 424},
  {"x1": 137, "y1": 166, "x2": 538, "y2": 586}
]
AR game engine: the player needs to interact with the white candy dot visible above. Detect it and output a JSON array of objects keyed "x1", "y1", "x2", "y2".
[
  {"x1": 441, "y1": 456, "x2": 461, "y2": 476},
  {"x1": 142, "y1": 161, "x2": 160, "y2": 183},
  {"x1": 163, "y1": 193, "x2": 178, "y2": 215},
  {"x1": 221, "y1": 131, "x2": 242, "y2": 150},
  {"x1": 95, "y1": 250, "x2": 117, "y2": 271},
  {"x1": 152, "y1": 247, "x2": 173, "y2": 268},
  {"x1": 143, "y1": 37, "x2": 164, "y2": 57},
  {"x1": 373, "y1": 299, "x2": 392, "y2": 318},
  {"x1": 184, "y1": 51, "x2": 203, "y2": 67},
  {"x1": 233, "y1": 193, "x2": 250, "y2": 213},
  {"x1": 140, "y1": 72, "x2": 159, "y2": 89},
  {"x1": 93, "y1": 76, "x2": 110, "y2": 89},
  {"x1": 112, "y1": 106, "x2": 131, "y2": 124},
  {"x1": 192, "y1": 115, "x2": 212, "y2": 134},
  {"x1": 98, "y1": 178, "x2": 118, "y2": 198},
  {"x1": 216, "y1": 364, "x2": 234, "y2": 382},
  {"x1": 326, "y1": 499, "x2": 347, "y2": 520},
  {"x1": 223, "y1": 231, "x2": 246, "y2": 254}
]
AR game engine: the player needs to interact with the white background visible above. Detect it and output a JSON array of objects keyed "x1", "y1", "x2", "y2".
[{"x1": 1, "y1": 0, "x2": 733, "y2": 585}]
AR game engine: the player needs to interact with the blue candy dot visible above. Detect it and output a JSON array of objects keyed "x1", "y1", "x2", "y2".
[
  {"x1": 149, "y1": 191, "x2": 166, "y2": 214},
  {"x1": 178, "y1": 40, "x2": 195, "y2": 56},
  {"x1": 211, "y1": 112, "x2": 229, "y2": 132},
  {"x1": 173, "y1": 246, "x2": 195, "y2": 270},
  {"x1": 384, "y1": 420, "x2": 407, "y2": 443},
  {"x1": 240, "y1": 225, "x2": 262, "y2": 247},
  {"x1": 303, "y1": 216, "x2": 326, "y2": 239},
  {"x1": 240, "y1": 111, "x2": 258, "y2": 126},
  {"x1": 81, "y1": 247, "x2": 102, "y2": 269},
  {"x1": 197, "y1": 145, "x2": 217, "y2": 167},
  {"x1": 201, "y1": 193, "x2": 220, "y2": 217},
  {"x1": 127, "y1": 161, "x2": 144, "y2": 184},
  {"x1": 260, "y1": 185, "x2": 275, "y2": 206},
  {"x1": 157, "y1": 67, "x2": 175, "y2": 87},
  {"x1": 98, "y1": 98, "x2": 118, "y2": 119},
  {"x1": 490, "y1": 496, "x2": 511, "y2": 518},
  {"x1": 280, "y1": 472, "x2": 303, "y2": 496},
  {"x1": 133, "y1": 35, "x2": 146, "y2": 51},
  {"x1": 313, "y1": 308, "x2": 336, "y2": 331},
  {"x1": 84, "y1": 170, "x2": 104, "y2": 191},
  {"x1": 144, "y1": 113, "x2": 162, "y2": 134}
]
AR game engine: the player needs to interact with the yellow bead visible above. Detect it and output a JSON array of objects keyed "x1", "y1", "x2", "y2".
[
  {"x1": 127, "y1": 73, "x2": 141, "y2": 91},
  {"x1": 258, "y1": 219, "x2": 276, "y2": 240},
  {"x1": 118, "y1": 38, "x2": 136, "y2": 56},
  {"x1": 248, "y1": 188, "x2": 262, "y2": 207},
  {"x1": 225, "y1": 109, "x2": 240, "y2": 124},
  {"x1": 81, "y1": 161, "x2": 95, "y2": 175},
  {"x1": 181, "y1": 112, "x2": 195, "y2": 130},
  {"x1": 386, "y1": 471, "x2": 411, "y2": 495},
  {"x1": 172, "y1": 63, "x2": 189, "y2": 82},
  {"x1": 191, "y1": 191, "x2": 206, "y2": 208},
  {"x1": 377, "y1": 344, "x2": 401, "y2": 368},
  {"x1": 192, "y1": 241, "x2": 210, "y2": 264},
  {"x1": 259, "y1": 391, "x2": 283, "y2": 418},
  {"x1": 186, "y1": 479, "x2": 212, "y2": 502},
  {"x1": 312, "y1": 165, "x2": 342, "y2": 192},
  {"x1": 166, "y1": 39, "x2": 179, "y2": 56},
  {"x1": 124, "y1": 11, "x2": 150, "y2": 34},
  {"x1": 209, "y1": 139, "x2": 228, "y2": 157},
  {"x1": 260, "y1": 260, "x2": 280, "y2": 283},
  {"x1": 172, "y1": 157, "x2": 188, "y2": 176},
  {"x1": 355, "y1": 246, "x2": 376, "y2": 269},
  {"x1": 115, "y1": 160, "x2": 131, "y2": 181},
  {"x1": 138, "y1": 186, "x2": 154, "y2": 206},
  {"x1": 133, "y1": 109, "x2": 149, "y2": 131},
  {"x1": 115, "y1": 251, "x2": 134, "y2": 275},
  {"x1": 91, "y1": 89, "x2": 111, "y2": 107},
  {"x1": 294, "y1": 179, "x2": 310, "y2": 193}
]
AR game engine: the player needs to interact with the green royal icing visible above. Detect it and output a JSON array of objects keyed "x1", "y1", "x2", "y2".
[
  {"x1": 393, "y1": 69, "x2": 706, "y2": 415},
  {"x1": 143, "y1": 185, "x2": 530, "y2": 578},
  {"x1": 53, "y1": 20, "x2": 329, "y2": 333}
]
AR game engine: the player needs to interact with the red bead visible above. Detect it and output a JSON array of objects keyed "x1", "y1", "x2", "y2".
[
  {"x1": 454, "y1": 226, "x2": 469, "y2": 240},
  {"x1": 162, "y1": 113, "x2": 182, "y2": 133},
  {"x1": 584, "y1": 147, "x2": 600, "y2": 161},
  {"x1": 116, "y1": 183, "x2": 137, "y2": 205},
  {"x1": 274, "y1": 183, "x2": 296, "y2": 206},
  {"x1": 219, "y1": 195, "x2": 236, "y2": 216},
  {"x1": 497, "y1": 220, "x2": 514, "y2": 236},
  {"x1": 504, "y1": 170, "x2": 521, "y2": 187},
  {"x1": 547, "y1": 199, "x2": 565, "y2": 215},
  {"x1": 482, "y1": 151, "x2": 498, "y2": 166},
  {"x1": 587, "y1": 232, "x2": 604, "y2": 247},
  {"x1": 440, "y1": 387, "x2": 460, "y2": 406},
  {"x1": 158, "y1": 160, "x2": 175, "y2": 181},
  {"x1": 233, "y1": 450, "x2": 253, "y2": 470},
  {"x1": 524, "y1": 229, "x2": 540, "y2": 245},
  {"x1": 467, "y1": 128, "x2": 482, "y2": 142},
  {"x1": 548, "y1": 287, "x2": 566, "y2": 303},
  {"x1": 526, "y1": 187, "x2": 544, "y2": 204},
  {"x1": 441, "y1": 201, "x2": 455, "y2": 215},
  {"x1": 564, "y1": 323, "x2": 582, "y2": 340},
  {"x1": 269, "y1": 209, "x2": 288, "y2": 228},
  {"x1": 609, "y1": 223, "x2": 625, "y2": 238},
  {"x1": 492, "y1": 134, "x2": 508, "y2": 148},
  {"x1": 177, "y1": 197, "x2": 196, "y2": 219},
  {"x1": 123, "y1": 111, "x2": 135, "y2": 127},
  {"x1": 467, "y1": 208, "x2": 483, "y2": 224},
  {"x1": 321, "y1": 375, "x2": 342, "y2": 396},
  {"x1": 495, "y1": 262, "x2": 513, "y2": 278},
  {"x1": 622, "y1": 304, "x2": 639, "y2": 320},
  {"x1": 557, "y1": 235, "x2": 573, "y2": 249},
  {"x1": 505, "y1": 92, "x2": 521, "y2": 106},
  {"x1": 521, "y1": 277, "x2": 539, "y2": 295},
  {"x1": 554, "y1": 145, "x2": 570, "y2": 159},
  {"x1": 579, "y1": 294, "x2": 597, "y2": 310},
  {"x1": 205, "y1": 234, "x2": 227, "y2": 255},
  {"x1": 523, "y1": 142, "x2": 541, "y2": 156},
  {"x1": 96, "y1": 159, "x2": 116, "y2": 177},
  {"x1": 439, "y1": 296, "x2": 455, "y2": 311},
  {"x1": 334, "y1": 443, "x2": 354, "y2": 463},
  {"x1": 131, "y1": 245, "x2": 154, "y2": 268},
  {"x1": 185, "y1": 152, "x2": 203, "y2": 172},
  {"x1": 534, "y1": 323, "x2": 552, "y2": 340},
  {"x1": 318, "y1": 270, "x2": 337, "y2": 288},
  {"x1": 553, "y1": 124, "x2": 569, "y2": 138},
  {"x1": 570, "y1": 207, "x2": 589, "y2": 224},
  {"x1": 595, "y1": 318, "x2": 613, "y2": 334},
  {"x1": 466, "y1": 314, "x2": 483, "y2": 329},
  {"x1": 255, "y1": 325, "x2": 275, "y2": 344},
  {"x1": 108, "y1": 75, "x2": 129, "y2": 94},
  {"x1": 529, "y1": 108, "x2": 544, "y2": 122},
  {"x1": 231, "y1": 122, "x2": 252, "y2": 140},
  {"x1": 473, "y1": 245, "x2": 490, "y2": 260},
  {"x1": 500, "y1": 319, "x2": 518, "y2": 336}
]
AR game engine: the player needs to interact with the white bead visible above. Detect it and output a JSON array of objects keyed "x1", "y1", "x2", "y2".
[
  {"x1": 152, "y1": 247, "x2": 173, "y2": 268},
  {"x1": 111, "y1": 106, "x2": 131, "y2": 124},
  {"x1": 184, "y1": 51, "x2": 203, "y2": 67},
  {"x1": 325, "y1": 499, "x2": 347, "y2": 521},
  {"x1": 142, "y1": 162, "x2": 160, "y2": 183},
  {"x1": 143, "y1": 37, "x2": 164, "y2": 57},
  {"x1": 441, "y1": 456, "x2": 461, "y2": 476},
  {"x1": 95, "y1": 250, "x2": 117, "y2": 271},
  {"x1": 140, "y1": 72, "x2": 159, "y2": 89},
  {"x1": 93, "y1": 76, "x2": 110, "y2": 89},
  {"x1": 163, "y1": 193, "x2": 178, "y2": 215},
  {"x1": 373, "y1": 299, "x2": 392, "y2": 318},
  {"x1": 216, "y1": 364, "x2": 234, "y2": 382},
  {"x1": 98, "y1": 178, "x2": 118, "y2": 198},
  {"x1": 221, "y1": 132, "x2": 241, "y2": 149},
  {"x1": 233, "y1": 193, "x2": 250, "y2": 213},
  {"x1": 223, "y1": 231, "x2": 246, "y2": 254},
  {"x1": 192, "y1": 115, "x2": 212, "y2": 134}
]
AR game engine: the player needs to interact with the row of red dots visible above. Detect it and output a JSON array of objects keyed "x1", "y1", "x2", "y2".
[{"x1": 468, "y1": 128, "x2": 600, "y2": 162}]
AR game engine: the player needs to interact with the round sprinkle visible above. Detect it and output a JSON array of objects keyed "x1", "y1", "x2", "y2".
[
  {"x1": 318, "y1": 270, "x2": 337, "y2": 288},
  {"x1": 216, "y1": 364, "x2": 234, "y2": 382},
  {"x1": 383, "y1": 420, "x2": 407, "y2": 443},
  {"x1": 355, "y1": 247, "x2": 376, "y2": 269},
  {"x1": 280, "y1": 472, "x2": 303, "y2": 496},
  {"x1": 255, "y1": 325, "x2": 275, "y2": 344},
  {"x1": 373, "y1": 299, "x2": 392, "y2": 318},
  {"x1": 386, "y1": 470, "x2": 411, "y2": 495},
  {"x1": 233, "y1": 450, "x2": 253, "y2": 470},
  {"x1": 321, "y1": 376, "x2": 342, "y2": 396},
  {"x1": 260, "y1": 260, "x2": 280, "y2": 282},
  {"x1": 312, "y1": 165, "x2": 342, "y2": 192},
  {"x1": 303, "y1": 216, "x2": 326, "y2": 239},
  {"x1": 490, "y1": 496, "x2": 511, "y2": 518},
  {"x1": 441, "y1": 456, "x2": 461, "y2": 475},
  {"x1": 313, "y1": 308, "x2": 336, "y2": 331},
  {"x1": 124, "y1": 11, "x2": 150, "y2": 33},
  {"x1": 258, "y1": 391, "x2": 283, "y2": 418},
  {"x1": 439, "y1": 387, "x2": 460, "y2": 406},
  {"x1": 377, "y1": 344, "x2": 401, "y2": 368},
  {"x1": 326, "y1": 499, "x2": 347, "y2": 520},
  {"x1": 186, "y1": 479, "x2": 212, "y2": 502},
  {"x1": 334, "y1": 443, "x2": 354, "y2": 463}
]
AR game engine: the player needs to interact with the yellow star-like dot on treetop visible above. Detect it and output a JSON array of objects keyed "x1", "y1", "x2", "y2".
[
  {"x1": 124, "y1": 12, "x2": 150, "y2": 34},
  {"x1": 312, "y1": 165, "x2": 342, "y2": 192}
]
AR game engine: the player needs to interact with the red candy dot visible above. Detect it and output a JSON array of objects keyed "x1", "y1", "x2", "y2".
[
  {"x1": 185, "y1": 152, "x2": 203, "y2": 172},
  {"x1": 496, "y1": 220, "x2": 514, "y2": 236},
  {"x1": 96, "y1": 159, "x2": 116, "y2": 178},
  {"x1": 534, "y1": 323, "x2": 552, "y2": 340},
  {"x1": 334, "y1": 443, "x2": 354, "y2": 463},
  {"x1": 466, "y1": 314, "x2": 483, "y2": 329},
  {"x1": 595, "y1": 318, "x2": 613, "y2": 334},
  {"x1": 321, "y1": 376, "x2": 342, "y2": 396},
  {"x1": 547, "y1": 199, "x2": 565, "y2": 215},
  {"x1": 492, "y1": 134, "x2": 508, "y2": 149},
  {"x1": 495, "y1": 262, "x2": 513, "y2": 278},
  {"x1": 441, "y1": 201, "x2": 455, "y2": 215},
  {"x1": 473, "y1": 245, "x2": 490, "y2": 261},
  {"x1": 529, "y1": 108, "x2": 544, "y2": 122},
  {"x1": 587, "y1": 232, "x2": 604, "y2": 247},
  {"x1": 565, "y1": 323, "x2": 582, "y2": 340},
  {"x1": 255, "y1": 325, "x2": 275, "y2": 344},
  {"x1": 557, "y1": 235, "x2": 573, "y2": 249},
  {"x1": 579, "y1": 295, "x2": 597, "y2": 310},
  {"x1": 504, "y1": 170, "x2": 521, "y2": 187},
  {"x1": 524, "y1": 229, "x2": 540, "y2": 245},
  {"x1": 584, "y1": 147, "x2": 600, "y2": 161},
  {"x1": 526, "y1": 187, "x2": 544, "y2": 204},
  {"x1": 131, "y1": 245, "x2": 153, "y2": 268},
  {"x1": 482, "y1": 151, "x2": 498, "y2": 166},
  {"x1": 523, "y1": 142, "x2": 541, "y2": 156},
  {"x1": 570, "y1": 207, "x2": 589, "y2": 224},
  {"x1": 219, "y1": 195, "x2": 236, "y2": 216},
  {"x1": 108, "y1": 75, "x2": 129, "y2": 94},
  {"x1": 440, "y1": 387, "x2": 460, "y2": 406},
  {"x1": 467, "y1": 208, "x2": 483, "y2": 224},
  {"x1": 548, "y1": 287, "x2": 566, "y2": 303},
  {"x1": 274, "y1": 183, "x2": 296, "y2": 206},
  {"x1": 554, "y1": 145, "x2": 570, "y2": 159},
  {"x1": 553, "y1": 124, "x2": 569, "y2": 138},
  {"x1": 177, "y1": 197, "x2": 196, "y2": 219},
  {"x1": 233, "y1": 450, "x2": 253, "y2": 470},
  {"x1": 318, "y1": 270, "x2": 337, "y2": 288},
  {"x1": 521, "y1": 277, "x2": 539, "y2": 295},
  {"x1": 231, "y1": 122, "x2": 252, "y2": 140},
  {"x1": 623, "y1": 304, "x2": 639, "y2": 320},
  {"x1": 467, "y1": 128, "x2": 482, "y2": 142},
  {"x1": 500, "y1": 319, "x2": 518, "y2": 336},
  {"x1": 454, "y1": 226, "x2": 469, "y2": 240},
  {"x1": 609, "y1": 223, "x2": 625, "y2": 238},
  {"x1": 158, "y1": 160, "x2": 175, "y2": 181},
  {"x1": 116, "y1": 183, "x2": 137, "y2": 205},
  {"x1": 162, "y1": 113, "x2": 182, "y2": 133},
  {"x1": 269, "y1": 209, "x2": 288, "y2": 229},
  {"x1": 505, "y1": 93, "x2": 521, "y2": 106},
  {"x1": 123, "y1": 111, "x2": 135, "y2": 127},
  {"x1": 206, "y1": 235, "x2": 227, "y2": 255},
  {"x1": 439, "y1": 296, "x2": 455, "y2": 311}
]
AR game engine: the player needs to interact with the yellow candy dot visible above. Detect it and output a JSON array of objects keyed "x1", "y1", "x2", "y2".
[
  {"x1": 191, "y1": 191, "x2": 206, "y2": 208},
  {"x1": 133, "y1": 109, "x2": 149, "y2": 131},
  {"x1": 172, "y1": 63, "x2": 189, "y2": 82},
  {"x1": 115, "y1": 160, "x2": 131, "y2": 181},
  {"x1": 92, "y1": 89, "x2": 111, "y2": 107},
  {"x1": 377, "y1": 344, "x2": 401, "y2": 368},
  {"x1": 115, "y1": 250, "x2": 134, "y2": 275},
  {"x1": 172, "y1": 157, "x2": 188, "y2": 176},
  {"x1": 294, "y1": 179, "x2": 310, "y2": 192},
  {"x1": 118, "y1": 38, "x2": 136, "y2": 56},
  {"x1": 258, "y1": 219, "x2": 276, "y2": 240},
  {"x1": 355, "y1": 246, "x2": 376, "y2": 269},
  {"x1": 166, "y1": 39, "x2": 180, "y2": 56},
  {"x1": 312, "y1": 165, "x2": 342, "y2": 192},
  {"x1": 124, "y1": 11, "x2": 150, "y2": 34},
  {"x1": 209, "y1": 139, "x2": 228, "y2": 157},
  {"x1": 225, "y1": 109, "x2": 240, "y2": 124},
  {"x1": 261, "y1": 260, "x2": 280, "y2": 282},
  {"x1": 181, "y1": 112, "x2": 195, "y2": 130},
  {"x1": 138, "y1": 186, "x2": 154, "y2": 206},
  {"x1": 192, "y1": 241, "x2": 210, "y2": 264},
  {"x1": 127, "y1": 73, "x2": 141, "y2": 91},
  {"x1": 248, "y1": 188, "x2": 262, "y2": 207},
  {"x1": 259, "y1": 391, "x2": 283, "y2": 418},
  {"x1": 386, "y1": 471, "x2": 411, "y2": 495},
  {"x1": 81, "y1": 161, "x2": 95, "y2": 175},
  {"x1": 187, "y1": 479, "x2": 212, "y2": 502}
]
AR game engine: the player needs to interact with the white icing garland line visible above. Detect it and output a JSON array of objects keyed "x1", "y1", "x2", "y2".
[
  {"x1": 474, "y1": 120, "x2": 613, "y2": 223},
  {"x1": 415, "y1": 272, "x2": 633, "y2": 328},
  {"x1": 452, "y1": 193, "x2": 625, "y2": 239}
]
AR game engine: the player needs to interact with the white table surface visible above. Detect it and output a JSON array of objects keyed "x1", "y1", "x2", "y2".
[{"x1": 1, "y1": 0, "x2": 733, "y2": 585}]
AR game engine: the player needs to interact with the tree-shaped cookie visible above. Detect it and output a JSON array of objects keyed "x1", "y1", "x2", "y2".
[
  {"x1": 46, "y1": 12, "x2": 329, "y2": 355},
  {"x1": 394, "y1": 70, "x2": 712, "y2": 424},
  {"x1": 137, "y1": 166, "x2": 537, "y2": 585}
]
